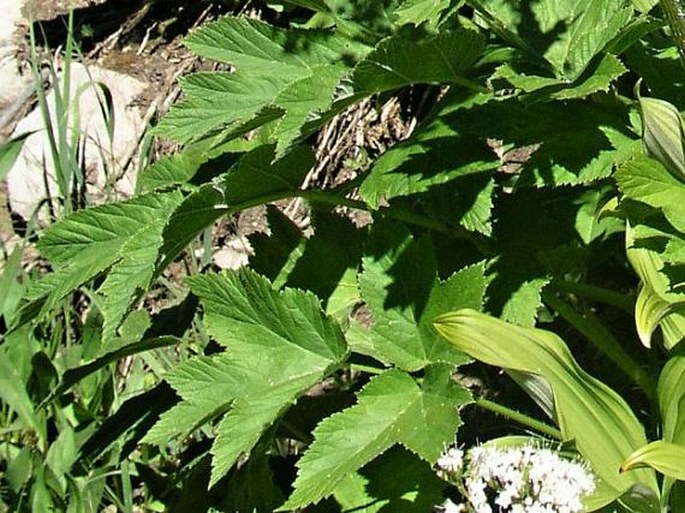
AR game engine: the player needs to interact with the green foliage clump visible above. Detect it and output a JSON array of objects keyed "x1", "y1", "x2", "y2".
[{"x1": 3, "y1": 0, "x2": 685, "y2": 511}]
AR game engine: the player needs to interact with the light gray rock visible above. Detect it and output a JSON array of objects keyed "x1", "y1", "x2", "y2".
[
  {"x1": 7, "y1": 62, "x2": 148, "y2": 221},
  {"x1": 0, "y1": 0, "x2": 29, "y2": 116}
]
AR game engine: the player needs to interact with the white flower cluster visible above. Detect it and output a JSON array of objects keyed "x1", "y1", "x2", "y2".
[{"x1": 436, "y1": 442, "x2": 596, "y2": 513}]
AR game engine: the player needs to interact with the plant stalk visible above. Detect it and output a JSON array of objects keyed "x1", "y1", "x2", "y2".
[
  {"x1": 475, "y1": 397, "x2": 563, "y2": 440},
  {"x1": 550, "y1": 279, "x2": 633, "y2": 314},
  {"x1": 661, "y1": 0, "x2": 685, "y2": 67}
]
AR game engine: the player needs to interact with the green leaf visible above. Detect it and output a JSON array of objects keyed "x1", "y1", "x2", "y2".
[
  {"x1": 624, "y1": 222, "x2": 685, "y2": 349},
  {"x1": 272, "y1": 64, "x2": 344, "y2": 156},
  {"x1": 348, "y1": 221, "x2": 485, "y2": 370},
  {"x1": 155, "y1": 72, "x2": 288, "y2": 144},
  {"x1": 184, "y1": 17, "x2": 352, "y2": 75},
  {"x1": 283, "y1": 365, "x2": 471, "y2": 509},
  {"x1": 281, "y1": 0, "x2": 330, "y2": 11},
  {"x1": 49, "y1": 336, "x2": 179, "y2": 401},
  {"x1": 418, "y1": 173, "x2": 496, "y2": 236},
  {"x1": 617, "y1": 156, "x2": 685, "y2": 233},
  {"x1": 352, "y1": 28, "x2": 484, "y2": 94},
  {"x1": 136, "y1": 150, "x2": 205, "y2": 193},
  {"x1": 0, "y1": 247, "x2": 25, "y2": 321},
  {"x1": 156, "y1": 17, "x2": 364, "y2": 145},
  {"x1": 219, "y1": 452, "x2": 285, "y2": 513},
  {"x1": 282, "y1": 209, "x2": 365, "y2": 306},
  {"x1": 0, "y1": 131, "x2": 33, "y2": 181},
  {"x1": 359, "y1": 100, "x2": 498, "y2": 208},
  {"x1": 494, "y1": 53, "x2": 627, "y2": 100},
  {"x1": 98, "y1": 211, "x2": 177, "y2": 344},
  {"x1": 639, "y1": 96, "x2": 685, "y2": 179},
  {"x1": 160, "y1": 145, "x2": 314, "y2": 268},
  {"x1": 621, "y1": 440, "x2": 685, "y2": 480},
  {"x1": 434, "y1": 309, "x2": 659, "y2": 504},
  {"x1": 332, "y1": 447, "x2": 448, "y2": 513},
  {"x1": 485, "y1": 187, "x2": 589, "y2": 327},
  {"x1": 657, "y1": 354, "x2": 685, "y2": 506},
  {"x1": 658, "y1": 354, "x2": 685, "y2": 445},
  {"x1": 632, "y1": 0, "x2": 658, "y2": 12},
  {"x1": 249, "y1": 205, "x2": 305, "y2": 287},
  {"x1": 0, "y1": 356, "x2": 46, "y2": 450},
  {"x1": 144, "y1": 269, "x2": 348, "y2": 487},
  {"x1": 24, "y1": 192, "x2": 183, "y2": 338},
  {"x1": 536, "y1": 0, "x2": 632, "y2": 81},
  {"x1": 392, "y1": 0, "x2": 451, "y2": 28},
  {"x1": 634, "y1": 283, "x2": 685, "y2": 348}
]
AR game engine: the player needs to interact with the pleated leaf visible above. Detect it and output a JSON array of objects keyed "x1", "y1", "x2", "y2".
[
  {"x1": 434, "y1": 309, "x2": 658, "y2": 506},
  {"x1": 621, "y1": 441, "x2": 685, "y2": 481},
  {"x1": 640, "y1": 96, "x2": 685, "y2": 179}
]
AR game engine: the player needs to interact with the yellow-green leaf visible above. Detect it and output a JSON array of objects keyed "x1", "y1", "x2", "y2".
[
  {"x1": 640, "y1": 97, "x2": 685, "y2": 179},
  {"x1": 621, "y1": 440, "x2": 685, "y2": 480},
  {"x1": 434, "y1": 309, "x2": 658, "y2": 505}
]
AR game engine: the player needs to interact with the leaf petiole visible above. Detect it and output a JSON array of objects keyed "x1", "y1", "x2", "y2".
[{"x1": 475, "y1": 397, "x2": 563, "y2": 440}]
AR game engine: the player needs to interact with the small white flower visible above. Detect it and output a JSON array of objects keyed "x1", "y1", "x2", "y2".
[
  {"x1": 438, "y1": 446, "x2": 465, "y2": 474},
  {"x1": 457, "y1": 442, "x2": 595, "y2": 512},
  {"x1": 442, "y1": 498, "x2": 467, "y2": 513}
]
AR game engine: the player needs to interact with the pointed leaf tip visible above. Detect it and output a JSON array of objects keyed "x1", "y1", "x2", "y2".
[{"x1": 640, "y1": 97, "x2": 685, "y2": 180}]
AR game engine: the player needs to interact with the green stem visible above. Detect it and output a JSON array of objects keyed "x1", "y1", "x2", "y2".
[
  {"x1": 475, "y1": 397, "x2": 563, "y2": 440},
  {"x1": 542, "y1": 290, "x2": 658, "y2": 407},
  {"x1": 660, "y1": 0, "x2": 685, "y2": 67},
  {"x1": 347, "y1": 363, "x2": 385, "y2": 375},
  {"x1": 160, "y1": 186, "x2": 491, "y2": 272},
  {"x1": 299, "y1": 189, "x2": 493, "y2": 254},
  {"x1": 550, "y1": 279, "x2": 633, "y2": 314}
]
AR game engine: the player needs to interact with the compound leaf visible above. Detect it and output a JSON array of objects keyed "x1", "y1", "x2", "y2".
[
  {"x1": 156, "y1": 17, "x2": 364, "y2": 145},
  {"x1": 144, "y1": 269, "x2": 348, "y2": 487},
  {"x1": 348, "y1": 221, "x2": 485, "y2": 370},
  {"x1": 27, "y1": 192, "x2": 183, "y2": 342},
  {"x1": 283, "y1": 365, "x2": 471, "y2": 509},
  {"x1": 617, "y1": 155, "x2": 685, "y2": 233},
  {"x1": 352, "y1": 28, "x2": 484, "y2": 94}
]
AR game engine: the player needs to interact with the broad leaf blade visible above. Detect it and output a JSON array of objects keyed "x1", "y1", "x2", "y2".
[
  {"x1": 283, "y1": 365, "x2": 470, "y2": 509},
  {"x1": 658, "y1": 354, "x2": 685, "y2": 445},
  {"x1": 621, "y1": 440, "x2": 685, "y2": 480},
  {"x1": 639, "y1": 96, "x2": 685, "y2": 179},
  {"x1": 349, "y1": 221, "x2": 484, "y2": 370},
  {"x1": 352, "y1": 28, "x2": 484, "y2": 94},
  {"x1": 434, "y1": 309, "x2": 658, "y2": 503},
  {"x1": 144, "y1": 269, "x2": 348, "y2": 487}
]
